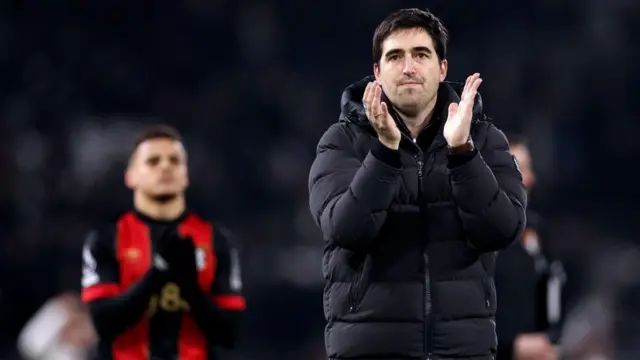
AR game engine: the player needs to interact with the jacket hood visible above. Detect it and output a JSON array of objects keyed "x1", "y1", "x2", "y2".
[{"x1": 339, "y1": 75, "x2": 485, "y2": 126}]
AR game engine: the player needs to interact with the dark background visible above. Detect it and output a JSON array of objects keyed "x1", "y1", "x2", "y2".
[{"x1": 0, "y1": 1, "x2": 638, "y2": 359}]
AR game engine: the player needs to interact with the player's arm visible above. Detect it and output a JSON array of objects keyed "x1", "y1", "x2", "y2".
[
  {"x1": 81, "y1": 227, "x2": 165, "y2": 340},
  {"x1": 184, "y1": 227, "x2": 245, "y2": 348},
  {"x1": 447, "y1": 124, "x2": 527, "y2": 252},
  {"x1": 308, "y1": 123, "x2": 402, "y2": 252}
]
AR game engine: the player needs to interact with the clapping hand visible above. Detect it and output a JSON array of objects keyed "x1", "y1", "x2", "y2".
[
  {"x1": 363, "y1": 81, "x2": 401, "y2": 150},
  {"x1": 444, "y1": 73, "x2": 482, "y2": 147}
]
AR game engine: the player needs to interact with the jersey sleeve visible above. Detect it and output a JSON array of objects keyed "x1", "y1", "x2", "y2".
[
  {"x1": 81, "y1": 228, "x2": 120, "y2": 303},
  {"x1": 210, "y1": 227, "x2": 246, "y2": 311}
]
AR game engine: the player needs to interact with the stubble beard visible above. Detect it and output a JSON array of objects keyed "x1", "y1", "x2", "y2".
[{"x1": 394, "y1": 91, "x2": 433, "y2": 119}]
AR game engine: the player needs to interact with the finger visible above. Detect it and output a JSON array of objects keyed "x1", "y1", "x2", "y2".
[
  {"x1": 362, "y1": 83, "x2": 371, "y2": 104},
  {"x1": 463, "y1": 73, "x2": 480, "y2": 98},
  {"x1": 448, "y1": 102, "x2": 458, "y2": 117},
  {"x1": 372, "y1": 83, "x2": 382, "y2": 117},
  {"x1": 363, "y1": 83, "x2": 375, "y2": 120},
  {"x1": 463, "y1": 74, "x2": 474, "y2": 95},
  {"x1": 362, "y1": 82, "x2": 372, "y2": 108},
  {"x1": 471, "y1": 77, "x2": 483, "y2": 93},
  {"x1": 367, "y1": 85, "x2": 382, "y2": 127},
  {"x1": 464, "y1": 78, "x2": 482, "y2": 103},
  {"x1": 462, "y1": 77, "x2": 481, "y2": 102},
  {"x1": 380, "y1": 101, "x2": 390, "y2": 122}
]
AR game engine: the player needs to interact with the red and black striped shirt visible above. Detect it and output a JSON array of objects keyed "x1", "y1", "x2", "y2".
[{"x1": 81, "y1": 210, "x2": 245, "y2": 360}]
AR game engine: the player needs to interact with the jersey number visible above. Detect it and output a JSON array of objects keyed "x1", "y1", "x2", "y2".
[{"x1": 146, "y1": 282, "x2": 190, "y2": 316}]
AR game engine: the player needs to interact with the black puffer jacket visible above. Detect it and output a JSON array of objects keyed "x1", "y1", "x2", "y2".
[{"x1": 309, "y1": 76, "x2": 527, "y2": 360}]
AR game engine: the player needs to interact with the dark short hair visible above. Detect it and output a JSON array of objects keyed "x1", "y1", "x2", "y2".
[
  {"x1": 129, "y1": 124, "x2": 183, "y2": 161},
  {"x1": 372, "y1": 8, "x2": 449, "y2": 64}
]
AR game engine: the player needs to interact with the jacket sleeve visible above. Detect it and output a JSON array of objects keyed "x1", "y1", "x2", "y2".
[
  {"x1": 186, "y1": 226, "x2": 245, "y2": 348},
  {"x1": 308, "y1": 123, "x2": 402, "y2": 251},
  {"x1": 447, "y1": 124, "x2": 527, "y2": 252},
  {"x1": 81, "y1": 228, "x2": 165, "y2": 341}
]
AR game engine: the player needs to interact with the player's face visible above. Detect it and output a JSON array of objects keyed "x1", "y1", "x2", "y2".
[
  {"x1": 126, "y1": 138, "x2": 189, "y2": 198},
  {"x1": 374, "y1": 28, "x2": 447, "y2": 117},
  {"x1": 511, "y1": 143, "x2": 536, "y2": 191}
]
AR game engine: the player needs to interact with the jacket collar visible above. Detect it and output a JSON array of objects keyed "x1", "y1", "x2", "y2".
[{"x1": 339, "y1": 76, "x2": 486, "y2": 149}]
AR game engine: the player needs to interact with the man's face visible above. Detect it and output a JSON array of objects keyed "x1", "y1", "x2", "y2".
[
  {"x1": 126, "y1": 138, "x2": 189, "y2": 199},
  {"x1": 511, "y1": 143, "x2": 536, "y2": 191},
  {"x1": 374, "y1": 28, "x2": 447, "y2": 116}
]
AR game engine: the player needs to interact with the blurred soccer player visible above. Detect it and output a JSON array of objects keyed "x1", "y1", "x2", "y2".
[
  {"x1": 494, "y1": 136, "x2": 565, "y2": 360},
  {"x1": 80, "y1": 125, "x2": 245, "y2": 360}
]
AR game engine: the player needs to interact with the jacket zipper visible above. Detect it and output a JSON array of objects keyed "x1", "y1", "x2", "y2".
[
  {"x1": 397, "y1": 104, "x2": 441, "y2": 359},
  {"x1": 417, "y1": 146, "x2": 445, "y2": 360},
  {"x1": 349, "y1": 261, "x2": 367, "y2": 312},
  {"x1": 415, "y1": 152, "x2": 432, "y2": 360},
  {"x1": 406, "y1": 135, "x2": 431, "y2": 360}
]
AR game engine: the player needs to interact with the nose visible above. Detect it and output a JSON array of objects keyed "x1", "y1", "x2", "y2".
[
  {"x1": 158, "y1": 158, "x2": 174, "y2": 171},
  {"x1": 402, "y1": 57, "x2": 416, "y2": 75}
]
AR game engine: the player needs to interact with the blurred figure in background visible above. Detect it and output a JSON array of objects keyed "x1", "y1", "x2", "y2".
[
  {"x1": 494, "y1": 136, "x2": 566, "y2": 360},
  {"x1": 80, "y1": 125, "x2": 245, "y2": 360},
  {"x1": 560, "y1": 245, "x2": 640, "y2": 360},
  {"x1": 18, "y1": 292, "x2": 96, "y2": 360}
]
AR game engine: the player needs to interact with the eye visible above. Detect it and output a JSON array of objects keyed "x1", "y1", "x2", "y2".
[
  {"x1": 169, "y1": 156, "x2": 181, "y2": 165},
  {"x1": 415, "y1": 53, "x2": 428, "y2": 59},
  {"x1": 388, "y1": 55, "x2": 400, "y2": 61},
  {"x1": 146, "y1": 157, "x2": 160, "y2": 166}
]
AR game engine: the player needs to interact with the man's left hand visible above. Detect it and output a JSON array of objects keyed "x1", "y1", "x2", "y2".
[
  {"x1": 168, "y1": 235, "x2": 201, "y2": 304},
  {"x1": 444, "y1": 73, "x2": 482, "y2": 147},
  {"x1": 176, "y1": 236, "x2": 198, "y2": 279}
]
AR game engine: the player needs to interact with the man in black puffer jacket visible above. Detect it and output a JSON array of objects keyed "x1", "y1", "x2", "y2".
[{"x1": 308, "y1": 8, "x2": 527, "y2": 360}]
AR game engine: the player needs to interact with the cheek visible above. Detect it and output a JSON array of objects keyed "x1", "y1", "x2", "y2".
[
  {"x1": 138, "y1": 168, "x2": 158, "y2": 185},
  {"x1": 176, "y1": 168, "x2": 189, "y2": 183},
  {"x1": 180, "y1": 173, "x2": 189, "y2": 184},
  {"x1": 377, "y1": 79, "x2": 394, "y2": 97},
  {"x1": 379, "y1": 66, "x2": 398, "y2": 82},
  {"x1": 421, "y1": 63, "x2": 442, "y2": 79},
  {"x1": 139, "y1": 168, "x2": 155, "y2": 178}
]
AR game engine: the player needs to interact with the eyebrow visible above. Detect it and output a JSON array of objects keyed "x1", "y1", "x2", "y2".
[{"x1": 384, "y1": 46, "x2": 433, "y2": 58}]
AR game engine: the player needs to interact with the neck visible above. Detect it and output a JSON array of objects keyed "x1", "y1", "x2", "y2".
[
  {"x1": 397, "y1": 94, "x2": 438, "y2": 139},
  {"x1": 134, "y1": 192, "x2": 186, "y2": 221}
]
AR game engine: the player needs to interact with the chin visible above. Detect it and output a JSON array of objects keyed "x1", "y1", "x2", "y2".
[{"x1": 394, "y1": 100, "x2": 421, "y2": 114}]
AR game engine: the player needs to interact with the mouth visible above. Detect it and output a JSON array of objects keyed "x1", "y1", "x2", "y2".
[{"x1": 399, "y1": 82, "x2": 421, "y2": 86}]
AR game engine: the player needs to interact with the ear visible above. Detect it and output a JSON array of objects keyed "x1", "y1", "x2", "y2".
[
  {"x1": 373, "y1": 62, "x2": 380, "y2": 81},
  {"x1": 439, "y1": 59, "x2": 448, "y2": 82},
  {"x1": 124, "y1": 168, "x2": 135, "y2": 190}
]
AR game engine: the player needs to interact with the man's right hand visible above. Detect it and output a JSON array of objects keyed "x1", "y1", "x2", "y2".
[
  {"x1": 514, "y1": 333, "x2": 558, "y2": 360},
  {"x1": 363, "y1": 81, "x2": 401, "y2": 150}
]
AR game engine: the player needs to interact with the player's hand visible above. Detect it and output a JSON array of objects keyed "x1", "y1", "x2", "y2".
[
  {"x1": 363, "y1": 81, "x2": 401, "y2": 150},
  {"x1": 173, "y1": 235, "x2": 198, "y2": 281},
  {"x1": 444, "y1": 73, "x2": 482, "y2": 147},
  {"x1": 154, "y1": 228, "x2": 189, "y2": 272},
  {"x1": 513, "y1": 333, "x2": 558, "y2": 360},
  {"x1": 171, "y1": 236, "x2": 203, "y2": 305},
  {"x1": 153, "y1": 230, "x2": 175, "y2": 271}
]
